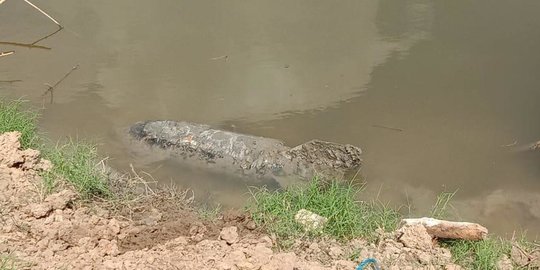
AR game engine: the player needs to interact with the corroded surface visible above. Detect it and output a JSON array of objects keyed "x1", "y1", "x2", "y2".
[{"x1": 130, "y1": 121, "x2": 362, "y2": 184}]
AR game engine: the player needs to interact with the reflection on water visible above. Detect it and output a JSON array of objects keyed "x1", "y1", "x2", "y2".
[{"x1": 1, "y1": 0, "x2": 539, "y2": 236}]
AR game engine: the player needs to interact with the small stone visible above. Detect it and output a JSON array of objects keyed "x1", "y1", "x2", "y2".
[
  {"x1": 88, "y1": 215, "x2": 101, "y2": 225},
  {"x1": 191, "y1": 233, "x2": 204, "y2": 242},
  {"x1": 108, "y1": 218, "x2": 121, "y2": 235},
  {"x1": 294, "y1": 209, "x2": 328, "y2": 232},
  {"x1": 220, "y1": 226, "x2": 239, "y2": 244},
  {"x1": 329, "y1": 246, "x2": 343, "y2": 259},
  {"x1": 308, "y1": 242, "x2": 320, "y2": 252},
  {"x1": 30, "y1": 203, "x2": 52, "y2": 218},
  {"x1": 245, "y1": 220, "x2": 257, "y2": 230},
  {"x1": 259, "y1": 236, "x2": 273, "y2": 248}
]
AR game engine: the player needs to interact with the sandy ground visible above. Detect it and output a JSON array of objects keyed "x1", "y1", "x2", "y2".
[{"x1": 0, "y1": 131, "x2": 479, "y2": 269}]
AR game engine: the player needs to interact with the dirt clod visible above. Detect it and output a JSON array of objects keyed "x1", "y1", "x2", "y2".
[
  {"x1": 29, "y1": 203, "x2": 53, "y2": 218},
  {"x1": 220, "y1": 226, "x2": 239, "y2": 244},
  {"x1": 45, "y1": 189, "x2": 77, "y2": 210},
  {"x1": 398, "y1": 224, "x2": 434, "y2": 251}
]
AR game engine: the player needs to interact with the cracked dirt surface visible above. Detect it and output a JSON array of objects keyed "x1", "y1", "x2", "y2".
[{"x1": 0, "y1": 131, "x2": 468, "y2": 269}]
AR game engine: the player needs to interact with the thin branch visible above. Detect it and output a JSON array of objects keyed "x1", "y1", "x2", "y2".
[
  {"x1": 0, "y1": 51, "x2": 14, "y2": 58},
  {"x1": 0, "y1": 0, "x2": 62, "y2": 50},
  {"x1": 0, "y1": 28, "x2": 62, "y2": 50},
  {"x1": 23, "y1": 0, "x2": 62, "y2": 28},
  {"x1": 42, "y1": 65, "x2": 79, "y2": 104},
  {"x1": 0, "y1": 80, "x2": 22, "y2": 84},
  {"x1": 129, "y1": 164, "x2": 157, "y2": 196},
  {"x1": 0, "y1": 41, "x2": 51, "y2": 50},
  {"x1": 31, "y1": 26, "x2": 62, "y2": 45}
]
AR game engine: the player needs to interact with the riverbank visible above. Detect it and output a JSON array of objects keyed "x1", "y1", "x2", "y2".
[{"x1": 0, "y1": 99, "x2": 537, "y2": 269}]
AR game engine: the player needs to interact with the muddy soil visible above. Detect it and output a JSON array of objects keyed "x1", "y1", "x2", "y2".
[{"x1": 1, "y1": 131, "x2": 470, "y2": 269}]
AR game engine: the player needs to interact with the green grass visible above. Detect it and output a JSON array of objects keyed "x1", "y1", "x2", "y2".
[
  {"x1": 197, "y1": 203, "x2": 222, "y2": 221},
  {"x1": 442, "y1": 238, "x2": 511, "y2": 270},
  {"x1": 247, "y1": 178, "x2": 401, "y2": 246},
  {"x1": 0, "y1": 99, "x2": 110, "y2": 198},
  {"x1": 42, "y1": 140, "x2": 110, "y2": 198},
  {"x1": 431, "y1": 191, "x2": 515, "y2": 270},
  {"x1": 0, "y1": 99, "x2": 39, "y2": 149},
  {"x1": 430, "y1": 190, "x2": 457, "y2": 219}
]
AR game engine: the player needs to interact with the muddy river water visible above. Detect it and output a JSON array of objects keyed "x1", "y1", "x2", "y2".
[{"x1": 1, "y1": 0, "x2": 540, "y2": 236}]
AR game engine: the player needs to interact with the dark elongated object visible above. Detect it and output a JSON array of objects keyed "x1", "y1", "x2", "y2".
[{"x1": 130, "y1": 121, "x2": 362, "y2": 184}]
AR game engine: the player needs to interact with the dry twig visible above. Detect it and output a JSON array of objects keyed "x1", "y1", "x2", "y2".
[
  {"x1": 0, "y1": 0, "x2": 62, "y2": 50},
  {"x1": 129, "y1": 164, "x2": 157, "y2": 196},
  {"x1": 0, "y1": 41, "x2": 51, "y2": 50},
  {"x1": 23, "y1": 0, "x2": 62, "y2": 28},
  {"x1": 0, "y1": 51, "x2": 14, "y2": 58}
]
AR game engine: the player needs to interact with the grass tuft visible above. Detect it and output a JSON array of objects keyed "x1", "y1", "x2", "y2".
[
  {"x1": 198, "y1": 203, "x2": 222, "y2": 221},
  {"x1": 430, "y1": 190, "x2": 457, "y2": 219},
  {"x1": 0, "y1": 98, "x2": 110, "y2": 198},
  {"x1": 0, "y1": 99, "x2": 39, "y2": 149},
  {"x1": 42, "y1": 140, "x2": 110, "y2": 198},
  {"x1": 247, "y1": 178, "x2": 400, "y2": 246},
  {"x1": 442, "y1": 238, "x2": 510, "y2": 270}
]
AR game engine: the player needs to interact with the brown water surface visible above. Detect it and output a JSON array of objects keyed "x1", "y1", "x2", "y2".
[{"x1": 1, "y1": 0, "x2": 540, "y2": 236}]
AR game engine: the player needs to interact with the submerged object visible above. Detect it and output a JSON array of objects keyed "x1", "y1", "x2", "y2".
[{"x1": 129, "y1": 120, "x2": 362, "y2": 185}]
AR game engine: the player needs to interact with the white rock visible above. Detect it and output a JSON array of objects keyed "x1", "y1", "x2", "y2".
[{"x1": 294, "y1": 209, "x2": 328, "y2": 232}]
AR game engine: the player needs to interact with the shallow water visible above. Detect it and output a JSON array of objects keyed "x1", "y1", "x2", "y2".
[{"x1": 1, "y1": 0, "x2": 540, "y2": 236}]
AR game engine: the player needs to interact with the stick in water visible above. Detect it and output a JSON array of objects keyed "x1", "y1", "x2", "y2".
[
  {"x1": 0, "y1": 1, "x2": 62, "y2": 49},
  {"x1": 0, "y1": 51, "x2": 14, "y2": 58},
  {"x1": 42, "y1": 65, "x2": 79, "y2": 104},
  {"x1": 372, "y1": 124, "x2": 404, "y2": 132},
  {"x1": 0, "y1": 41, "x2": 51, "y2": 50},
  {"x1": 0, "y1": 80, "x2": 22, "y2": 84},
  {"x1": 23, "y1": 0, "x2": 62, "y2": 28}
]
